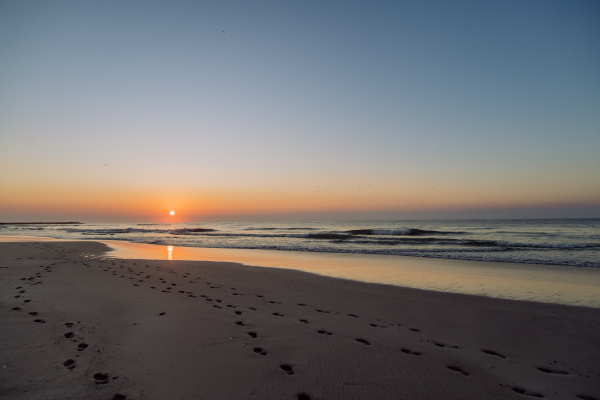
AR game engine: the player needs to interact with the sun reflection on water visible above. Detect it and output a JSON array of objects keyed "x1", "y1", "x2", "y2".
[{"x1": 167, "y1": 246, "x2": 173, "y2": 260}]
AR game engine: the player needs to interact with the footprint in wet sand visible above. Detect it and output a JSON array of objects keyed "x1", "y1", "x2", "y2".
[
  {"x1": 401, "y1": 349, "x2": 421, "y2": 356},
  {"x1": 65, "y1": 322, "x2": 74, "y2": 327},
  {"x1": 317, "y1": 330, "x2": 333, "y2": 335},
  {"x1": 511, "y1": 387, "x2": 543, "y2": 398},
  {"x1": 29, "y1": 312, "x2": 38, "y2": 316},
  {"x1": 33, "y1": 319, "x2": 45, "y2": 323},
  {"x1": 409, "y1": 328, "x2": 420, "y2": 333},
  {"x1": 272, "y1": 313, "x2": 284, "y2": 317},
  {"x1": 447, "y1": 365, "x2": 469, "y2": 376},
  {"x1": 78, "y1": 343, "x2": 89, "y2": 351},
  {"x1": 280, "y1": 364, "x2": 294, "y2": 375},
  {"x1": 64, "y1": 332, "x2": 74, "y2": 338},
  {"x1": 297, "y1": 303, "x2": 306, "y2": 306},
  {"x1": 253, "y1": 347, "x2": 267, "y2": 355},
  {"x1": 434, "y1": 342, "x2": 460, "y2": 349},
  {"x1": 299, "y1": 319, "x2": 309, "y2": 324},
  {"x1": 236, "y1": 321, "x2": 245, "y2": 326},
  {"x1": 94, "y1": 373, "x2": 109, "y2": 384},
  {"x1": 63, "y1": 359, "x2": 76, "y2": 370},
  {"x1": 297, "y1": 393, "x2": 311, "y2": 400},
  {"x1": 537, "y1": 367, "x2": 568, "y2": 375},
  {"x1": 248, "y1": 332, "x2": 258, "y2": 338},
  {"x1": 356, "y1": 338, "x2": 370, "y2": 345},
  {"x1": 235, "y1": 311, "x2": 242, "y2": 315},
  {"x1": 348, "y1": 314, "x2": 358, "y2": 318},
  {"x1": 482, "y1": 349, "x2": 506, "y2": 358},
  {"x1": 112, "y1": 394, "x2": 127, "y2": 400},
  {"x1": 12, "y1": 307, "x2": 21, "y2": 311}
]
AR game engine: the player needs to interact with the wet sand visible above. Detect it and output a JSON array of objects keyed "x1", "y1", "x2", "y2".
[{"x1": 1, "y1": 240, "x2": 599, "y2": 400}]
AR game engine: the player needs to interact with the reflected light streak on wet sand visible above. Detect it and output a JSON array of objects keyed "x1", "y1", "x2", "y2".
[{"x1": 101, "y1": 240, "x2": 600, "y2": 309}]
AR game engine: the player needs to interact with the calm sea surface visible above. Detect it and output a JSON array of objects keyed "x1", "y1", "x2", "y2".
[{"x1": 2, "y1": 219, "x2": 599, "y2": 268}]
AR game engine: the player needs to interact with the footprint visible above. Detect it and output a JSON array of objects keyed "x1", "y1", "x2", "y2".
[
  {"x1": 401, "y1": 349, "x2": 421, "y2": 356},
  {"x1": 253, "y1": 347, "x2": 267, "y2": 356},
  {"x1": 434, "y1": 342, "x2": 459, "y2": 349},
  {"x1": 235, "y1": 311, "x2": 242, "y2": 315},
  {"x1": 113, "y1": 394, "x2": 127, "y2": 400},
  {"x1": 94, "y1": 373, "x2": 109, "y2": 384},
  {"x1": 356, "y1": 338, "x2": 370, "y2": 345},
  {"x1": 409, "y1": 328, "x2": 420, "y2": 332},
  {"x1": 249, "y1": 307, "x2": 257, "y2": 311},
  {"x1": 236, "y1": 321, "x2": 245, "y2": 326},
  {"x1": 78, "y1": 343, "x2": 89, "y2": 351},
  {"x1": 64, "y1": 332, "x2": 74, "y2": 338},
  {"x1": 317, "y1": 330, "x2": 333, "y2": 335},
  {"x1": 348, "y1": 314, "x2": 358, "y2": 318},
  {"x1": 12, "y1": 307, "x2": 21, "y2": 311},
  {"x1": 248, "y1": 332, "x2": 258, "y2": 338},
  {"x1": 63, "y1": 359, "x2": 76, "y2": 370},
  {"x1": 447, "y1": 366, "x2": 469, "y2": 376},
  {"x1": 297, "y1": 394, "x2": 311, "y2": 400},
  {"x1": 28, "y1": 312, "x2": 38, "y2": 316},
  {"x1": 577, "y1": 396, "x2": 599, "y2": 400},
  {"x1": 299, "y1": 319, "x2": 309, "y2": 324},
  {"x1": 65, "y1": 322, "x2": 74, "y2": 327},
  {"x1": 33, "y1": 319, "x2": 45, "y2": 323},
  {"x1": 280, "y1": 364, "x2": 294, "y2": 375},
  {"x1": 272, "y1": 313, "x2": 284, "y2": 317},
  {"x1": 537, "y1": 367, "x2": 568, "y2": 375},
  {"x1": 482, "y1": 349, "x2": 506, "y2": 358},
  {"x1": 511, "y1": 387, "x2": 543, "y2": 398}
]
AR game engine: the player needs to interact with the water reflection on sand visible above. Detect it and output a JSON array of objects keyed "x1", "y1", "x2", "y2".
[{"x1": 101, "y1": 240, "x2": 600, "y2": 309}]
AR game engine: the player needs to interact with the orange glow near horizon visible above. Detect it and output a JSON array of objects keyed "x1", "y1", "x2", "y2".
[{"x1": 0, "y1": 174, "x2": 599, "y2": 221}]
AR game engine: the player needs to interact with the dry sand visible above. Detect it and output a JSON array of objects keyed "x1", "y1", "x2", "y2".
[{"x1": 1, "y1": 240, "x2": 599, "y2": 400}]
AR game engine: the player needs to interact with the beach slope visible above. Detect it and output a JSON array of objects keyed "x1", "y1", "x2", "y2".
[{"x1": 1, "y1": 241, "x2": 599, "y2": 400}]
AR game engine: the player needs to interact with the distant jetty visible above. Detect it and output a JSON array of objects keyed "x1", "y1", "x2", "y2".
[{"x1": 0, "y1": 222, "x2": 83, "y2": 225}]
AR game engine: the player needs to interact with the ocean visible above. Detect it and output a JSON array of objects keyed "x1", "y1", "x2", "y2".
[{"x1": 2, "y1": 219, "x2": 599, "y2": 268}]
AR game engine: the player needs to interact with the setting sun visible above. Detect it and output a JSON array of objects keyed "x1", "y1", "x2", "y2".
[{"x1": 170, "y1": 211, "x2": 175, "y2": 216}]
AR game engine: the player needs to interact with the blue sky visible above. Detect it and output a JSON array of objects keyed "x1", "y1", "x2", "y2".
[{"x1": 1, "y1": 0, "x2": 599, "y2": 221}]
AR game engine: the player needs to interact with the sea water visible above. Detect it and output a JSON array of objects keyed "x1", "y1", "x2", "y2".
[{"x1": 2, "y1": 219, "x2": 599, "y2": 268}]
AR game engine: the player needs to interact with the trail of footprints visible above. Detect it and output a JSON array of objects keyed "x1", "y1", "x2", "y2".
[
  {"x1": 5, "y1": 243, "x2": 597, "y2": 400},
  {"x1": 5, "y1": 244, "x2": 129, "y2": 400}
]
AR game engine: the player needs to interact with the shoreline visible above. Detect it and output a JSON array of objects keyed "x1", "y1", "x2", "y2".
[
  {"x1": 1, "y1": 239, "x2": 599, "y2": 399},
  {"x1": 2, "y1": 234, "x2": 600, "y2": 309}
]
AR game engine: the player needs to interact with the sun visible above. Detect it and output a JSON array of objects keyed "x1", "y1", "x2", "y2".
[{"x1": 170, "y1": 211, "x2": 175, "y2": 216}]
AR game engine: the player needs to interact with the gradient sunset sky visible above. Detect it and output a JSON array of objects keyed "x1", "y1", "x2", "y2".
[{"x1": 1, "y1": 0, "x2": 599, "y2": 222}]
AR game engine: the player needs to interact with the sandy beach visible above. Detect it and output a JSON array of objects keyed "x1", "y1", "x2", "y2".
[{"x1": 1, "y1": 240, "x2": 599, "y2": 400}]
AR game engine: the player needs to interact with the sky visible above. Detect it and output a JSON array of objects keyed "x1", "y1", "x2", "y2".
[{"x1": 1, "y1": 0, "x2": 599, "y2": 222}]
